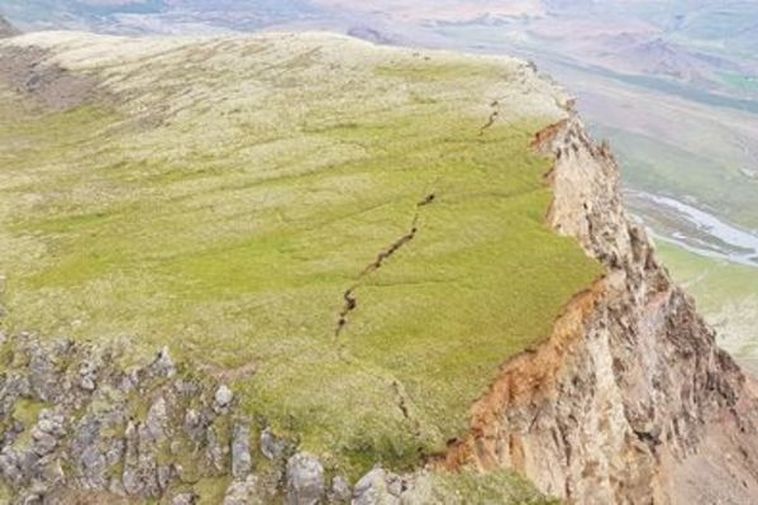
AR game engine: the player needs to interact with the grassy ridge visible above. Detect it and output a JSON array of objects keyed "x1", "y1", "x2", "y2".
[{"x1": 0, "y1": 33, "x2": 600, "y2": 474}]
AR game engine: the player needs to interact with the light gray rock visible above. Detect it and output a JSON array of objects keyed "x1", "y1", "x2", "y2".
[
  {"x1": 214, "y1": 384, "x2": 233, "y2": 413},
  {"x1": 28, "y1": 347, "x2": 58, "y2": 402},
  {"x1": 172, "y1": 492, "x2": 198, "y2": 505},
  {"x1": 329, "y1": 475, "x2": 351, "y2": 503},
  {"x1": 78, "y1": 360, "x2": 98, "y2": 391},
  {"x1": 352, "y1": 468, "x2": 400, "y2": 505},
  {"x1": 223, "y1": 474, "x2": 262, "y2": 505},
  {"x1": 119, "y1": 368, "x2": 140, "y2": 393},
  {"x1": 121, "y1": 421, "x2": 141, "y2": 495},
  {"x1": 260, "y1": 427, "x2": 286, "y2": 461},
  {"x1": 184, "y1": 408, "x2": 210, "y2": 443},
  {"x1": 0, "y1": 449, "x2": 23, "y2": 485},
  {"x1": 30, "y1": 428, "x2": 57, "y2": 457},
  {"x1": 73, "y1": 415, "x2": 108, "y2": 490},
  {"x1": 142, "y1": 396, "x2": 168, "y2": 443},
  {"x1": 36, "y1": 410, "x2": 65, "y2": 437},
  {"x1": 205, "y1": 426, "x2": 226, "y2": 473},
  {"x1": 150, "y1": 346, "x2": 176, "y2": 379},
  {"x1": 286, "y1": 452, "x2": 324, "y2": 505},
  {"x1": 231, "y1": 422, "x2": 252, "y2": 480}
]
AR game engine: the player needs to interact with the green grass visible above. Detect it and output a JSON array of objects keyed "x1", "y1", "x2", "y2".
[
  {"x1": 593, "y1": 125, "x2": 758, "y2": 229},
  {"x1": 0, "y1": 33, "x2": 600, "y2": 475},
  {"x1": 418, "y1": 470, "x2": 560, "y2": 504}
]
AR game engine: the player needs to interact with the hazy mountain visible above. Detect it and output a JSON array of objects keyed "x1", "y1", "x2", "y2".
[{"x1": 0, "y1": 14, "x2": 19, "y2": 37}]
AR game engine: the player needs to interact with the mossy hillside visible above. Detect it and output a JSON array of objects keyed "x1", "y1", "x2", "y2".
[{"x1": 0, "y1": 32, "x2": 601, "y2": 474}]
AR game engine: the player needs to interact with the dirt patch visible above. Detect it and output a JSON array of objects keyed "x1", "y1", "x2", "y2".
[{"x1": 0, "y1": 45, "x2": 102, "y2": 110}]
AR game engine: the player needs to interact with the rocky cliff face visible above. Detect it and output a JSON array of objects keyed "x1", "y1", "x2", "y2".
[{"x1": 442, "y1": 115, "x2": 758, "y2": 504}]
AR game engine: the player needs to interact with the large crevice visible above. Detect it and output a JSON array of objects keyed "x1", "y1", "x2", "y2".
[
  {"x1": 334, "y1": 192, "x2": 436, "y2": 337},
  {"x1": 478, "y1": 100, "x2": 500, "y2": 136}
]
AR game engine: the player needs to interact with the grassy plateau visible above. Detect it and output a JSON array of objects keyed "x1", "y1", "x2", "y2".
[{"x1": 0, "y1": 31, "x2": 600, "y2": 476}]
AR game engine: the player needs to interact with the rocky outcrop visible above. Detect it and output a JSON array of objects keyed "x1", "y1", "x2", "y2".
[
  {"x1": 0, "y1": 334, "x2": 291, "y2": 503},
  {"x1": 442, "y1": 114, "x2": 758, "y2": 504}
]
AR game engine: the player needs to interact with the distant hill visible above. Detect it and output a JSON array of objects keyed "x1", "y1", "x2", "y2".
[{"x1": 0, "y1": 15, "x2": 20, "y2": 38}]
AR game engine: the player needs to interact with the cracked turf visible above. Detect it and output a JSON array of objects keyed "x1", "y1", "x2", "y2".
[{"x1": 334, "y1": 193, "x2": 436, "y2": 337}]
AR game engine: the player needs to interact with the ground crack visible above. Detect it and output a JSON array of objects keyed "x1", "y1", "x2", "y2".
[
  {"x1": 392, "y1": 380, "x2": 422, "y2": 438},
  {"x1": 334, "y1": 192, "x2": 436, "y2": 337},
  {"x1": 479, "y1": 100, "x2": 499, "y2": 136}
]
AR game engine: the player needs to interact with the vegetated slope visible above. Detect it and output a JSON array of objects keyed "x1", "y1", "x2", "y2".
[{"x1": 0, "y1": 31, "x2": 600, "y2": 475}]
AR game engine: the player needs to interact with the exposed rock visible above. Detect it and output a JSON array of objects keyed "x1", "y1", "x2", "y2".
[
  {"x1": 214, "y1": 385, "x2": 234, "y2": 413},
  {"x1": 260, "y1": 427, "x2": 287, "y2": 461},
  {"x1": 352, "y1": 468, "x2": 400, "y2": 505},
  {"x1": 78, "y1": 360, "x2": 98, "y2": 392},
  {"x1": 223, "y1": 474, "x2": 262, "y2": 505},
  {"x1": 286, "y1": 453, "x2": 325, "y2": 505},
  {"x1": 205, "y1": 425, "x2": 226, "y2": 474},
  {"x1": 231, "y1": 422, "x2": 252, "y2": 480},
  {"x1": 329, "y1": 475, "x2": 351, "y2": 503},
  {"x1": 142, "y1": 396, "x2": 168, "y2": 443},
  {"x1": 149, "y1": 347, "x2": 177, "y2": 379},
  {"x1": 172, "y1": 492, "x2": 198, "y2": 505}
]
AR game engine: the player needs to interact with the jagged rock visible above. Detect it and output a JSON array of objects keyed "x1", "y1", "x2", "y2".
[
  {"x1": 172, "y1": 491, "x2": 199, "y2": 505},
  {"x1": 0, "y1": 448, "x2": 23, "y2": 485},
  {"x1": 260, "y1": 427, "x2": 286, "y2": 461},
  {"x1": 1, "y1": 374, "x2": 31, "y2": 418},
  {"x1": 286, "y1": 453, "x2": 324, "y2": 505},
  {"x1": 142, "y1": 396, "x2": 168, "y2": 443},
  {"x1": 184, "y1": 408, "x2": 209, "y2": 444},
  {"x1": 214, "y1": 384, "x2": 234, "y2": 413},
  {"x1": 231, "y1": 422, "x2": 252, "y2": 480},
  {"x1": 223, "y1": 474, "x2": 262, "y2": 505},
  {"x1": 78, "y1": 360, "x2": 98, "y2": 391},
  {"x1": 157, "y1": 464, "x2": 173, "y2": 492},
  {"x1": 35, "y1": 410, "x2": 65, "y2": 438},
  {"x1": 329, "y1": 475, "x2": 351, "y2": 503},
  {"x1": 121, "y1": 421, "x2": 139, "y2": 492},
  {"x1": 122, "y1": 419, "x2": 163, "y2": 497},
  {"x1": 149, "y1": 346, "x2": 177, "y2": 379},
  {"x1": 119, "y1": 368, "x2": 141, "y2": 393},
  {"x1": 27, "y1": 345, "x2": 59, "y2": 402},
  {"x1": 30, "y1": 429, "x2": 57, "y2": 457},
  {"x1": 352, "y1": 468, "x2": 400, "y2": 505},
  {"x1": 205, "y1": 426, "x2": 226, "y2": 473}
]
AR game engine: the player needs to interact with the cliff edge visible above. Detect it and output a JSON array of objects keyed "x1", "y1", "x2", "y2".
[{"x1": 443, "y1": 115, "x2": 758, "y2": 504}]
